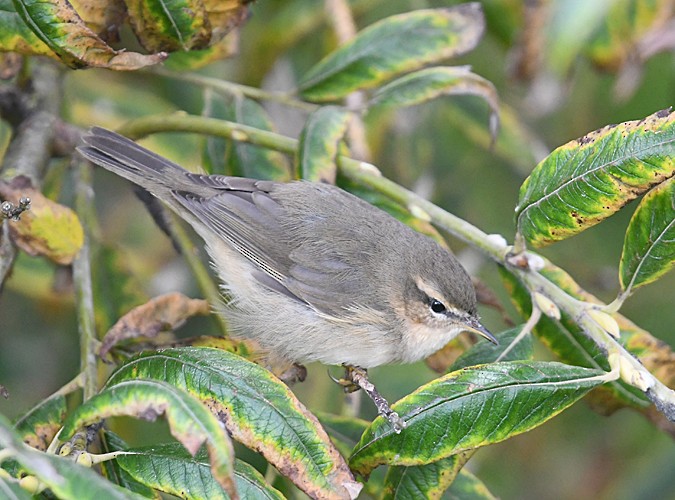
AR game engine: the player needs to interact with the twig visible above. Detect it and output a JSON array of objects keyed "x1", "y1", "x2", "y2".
[
  {"x1": 151, "y1": 67, "x2": 318, "y2": 113},
  {"x1": 73, "y1": 160, "x2": 99, "y2": 401}
]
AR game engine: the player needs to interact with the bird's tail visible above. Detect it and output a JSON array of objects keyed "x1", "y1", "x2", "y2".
[{"x1": 77, "y1": 127, "x2": 186, "y2": 197}]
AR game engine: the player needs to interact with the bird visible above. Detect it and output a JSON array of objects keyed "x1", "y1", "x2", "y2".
[{"x1": 78, "y1": 127, "x2": 495, "y2": 429}]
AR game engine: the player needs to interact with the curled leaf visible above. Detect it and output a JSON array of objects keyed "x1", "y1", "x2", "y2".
[
  {"x1": 106, "y1": 347, "x2": 361, "y2": 499},
  {"x1": 61, "y1": 378, "x2": 237, "y2": 496},
  {"x1": 368, "y1": 66, "x2": 499, "y2": 141},
  {"x1": 99, "y1": 292, "x2": 210, "y2": 360}
]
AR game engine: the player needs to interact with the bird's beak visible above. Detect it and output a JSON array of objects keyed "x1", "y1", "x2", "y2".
[{"x1": 464, "y1": 317, "x2": 498, "y2": 345}]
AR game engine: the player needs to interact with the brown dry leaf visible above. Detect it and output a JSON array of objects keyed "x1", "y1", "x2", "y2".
[
  {"x1": 0, "y1": 176, "x2": 83, "y2": 265},
  {"x1": 99, "y1": 292, "x2": 210, "y2": 360}
]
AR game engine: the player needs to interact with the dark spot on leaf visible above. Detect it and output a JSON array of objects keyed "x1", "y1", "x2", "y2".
[
  {"x1": 571, "y1": 211, "x2": 583, "y2": 225},
  {"x1": 606, "y1": 123, "x2": 618, "y2": 130},
  {"x1": 577, "y1": 135, "x2": 592, "y2": 145},
  {"x1": 656, "y1": 108, "x2": 672, "y2": 118}
]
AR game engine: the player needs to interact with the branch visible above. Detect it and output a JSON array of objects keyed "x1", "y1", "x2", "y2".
[{"x1": 0, "y1": 63, "x2": 64, "y2": 290}]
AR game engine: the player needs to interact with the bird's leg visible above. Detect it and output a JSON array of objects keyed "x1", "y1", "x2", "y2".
[{"x1": 335, "y1": 365, "x2": 407, "y2": 434}]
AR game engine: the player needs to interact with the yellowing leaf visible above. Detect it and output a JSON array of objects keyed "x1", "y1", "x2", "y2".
[{"x1": 0, "y1": 178, "x2": 83, "y2": 265}]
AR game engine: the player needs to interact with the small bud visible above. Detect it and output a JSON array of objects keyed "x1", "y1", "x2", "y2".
[
  {"x1": 19, "y1": 475, "x2": 41, "y2": 494},
  {"x1": 77, "y1": 452, "x2": 93, "y2": 467},
  {"x1": 231, "y1": 130, "x2": 248, "y2": 142},
  {"x1": 359, "y1": 161, "x2": 382, "y2": 176},
  {"x1": 486, "y1": 233, "x2": 508, "y2": 248},
  {"x1": 59, "y1": 442, "x2": 72, "y2": 456},
  {"x1": 525, "y1": 253, "x2": 545, "y2": 272},
  {"x1": 587, "y1": 309, "x2": 621, "y2": 339},
  {"x1": 631, "y1": 369, "x2": 655, "y2": 392},
  {"x1": 533, "y1": 292, "x2": 561, "y2": 320},
  {"x1": 408, "y1": 204, "x2": 431, "y2": 222}
]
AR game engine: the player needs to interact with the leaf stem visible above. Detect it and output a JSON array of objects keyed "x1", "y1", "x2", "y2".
[{"x1": 150, "y1": 67, "x2": 319, "y2": 113}]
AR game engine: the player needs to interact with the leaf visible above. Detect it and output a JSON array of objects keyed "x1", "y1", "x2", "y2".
[
  {"x1": 449, "y1": 325, "x2": 534, "y2": 372},
  {"x1": 620, "y1": 176, "x2": 675, "y2": 293},
  {"x1": 99, "y1": 292, "x2": 210, "y2": 360},
  {"x1": 368, "y1": 66, "x2": 499, "y2": 141},
  {"x1": 498, "y1": 264, "x2": 650, "y2": 412},
  {"x1": 105, "y1": 347, "x2": 361, "y2": 499},
  {"x1": 0, "y1": 476, "x2": 32, "y2": 500},
  {"x1": 99, "y1": 431, "x2": 159, "y2": 498},
  {"x1": 60, "y1": 378, "x2": 237, "y2": 497},
  {"x1": 8, "y1": 0, "x2": 167, "y2": 69},
  {"x1": 382, "y1": 453, "x2": 471, "y2": 500},
  {"x1": 515, "y1": 108, "x2": 675, "y2": 246},
  {"x1": 116, "y1": 443, "x2": 284, "y2": 500},
  {"x1": 125, "y1": 0, "x2": 210, "y2": 52},
  {"x1": 349, "y1": 361, "x2": 606, "y2": 476},
  {"x1": 298, "y1": 106, "x2": 351, "y2": 183},
  {"x1": 445, "y1": 467, "x2": 496, "y2": 500},
  {"x1": 586, "y1": 0, "x2": 671, "y2": 72},
  {"x1": 13, "y1": 393, "x2": 66, "y2": 451},
  {"x1": 0, "y1": 176, "x2": 83, "y2": 265},
  {"x1": 298, "y1": 4, "x2": 485, "y2": 102},
  {"x1": 223, "y1": 96, "x2": 291, "y2": 181},
  {"x1": 0, "y1": 414, "x2": 144, "y2": 499}
]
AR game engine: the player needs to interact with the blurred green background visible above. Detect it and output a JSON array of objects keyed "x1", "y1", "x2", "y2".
[{"x1": 1, "y1": 0, "x2": 674, "y2": 498}]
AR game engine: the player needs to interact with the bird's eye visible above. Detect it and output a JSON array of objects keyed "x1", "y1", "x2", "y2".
[{"x1": 430, "y1": 299, "x2": 446, "y2": 314}]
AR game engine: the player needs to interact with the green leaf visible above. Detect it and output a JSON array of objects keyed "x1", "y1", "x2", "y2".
[
  {"x1": 13, "y1": 393, "x2": 66, "y2": 452},
  {"x1": 382, "y1": 454, "x2": 470, "y2": 500},
  {"x1": 222, "y1": 96, "x2": 291, "y2": 181},
  {"x1": 298, "y1": 4, "x2": 485, "y2": 102},
  {"x1": 498, "y1": 265, "x2": 649, "y2": 410},
  {"x1": 105, "y1": 347, "x2": 360, "y2": 499},
  {"x1": 515, "y1": 108, "x2": 675, "y2": 246},
  {"x1": 116, "y1": 443, "x2": 284, "y2": 500},
  {"x1": 0, "y1": 414, "x2": 144, "y2": 500},
  {"x1": 445, "y1": 467, "x2": 496, "y2": 500},
  {"x1": 0, "y1": 475, "x2": 32, "y2": 500},
  {"x1": 125, "y1": 0, "x2": 209, "y2": 52},
  {"x1": 368, "y1": 66, "x2": 499, "y2": 141},
  {"x1": 298, "y1": 106, "x2": 351, "y2": 183},
  {"x1": 61, "y1": 378, "x2": 237, "y2": 497},
  {"x1": 99, "y1": 431, "x2": 160, "y2": 498},
  {"x1": 9, "y1": 0, "x2": 165, "y2": 69},
  {"x1": 349, "y1": 361, "x2": 606, "y2": 476},
  {"x1": 449, "y1": 325, "x2": 534, "y2": 372},
  {"x1": 620, "y1": 176, "x2": 675, "y2": 293}
]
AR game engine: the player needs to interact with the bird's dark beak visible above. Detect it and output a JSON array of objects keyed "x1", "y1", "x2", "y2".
[{"x1": 464, "y1": 317, "x2": 498, "y2": 345}]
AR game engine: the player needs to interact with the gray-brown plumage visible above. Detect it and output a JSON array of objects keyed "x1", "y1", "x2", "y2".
[{"x1": 78, "y1": 127, "x2": 494, "y2": 369}]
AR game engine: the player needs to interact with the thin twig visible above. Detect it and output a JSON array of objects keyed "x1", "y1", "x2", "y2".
[{"x1": 73, "y1": 160, "x2": 99, "y2": 400}]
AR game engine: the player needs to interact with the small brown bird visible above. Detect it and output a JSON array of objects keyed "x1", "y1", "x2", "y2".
[{"x1": 79, "y1": 127, "x2": 495, "y2": 429}]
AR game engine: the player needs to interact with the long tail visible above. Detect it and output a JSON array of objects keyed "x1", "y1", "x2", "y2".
[{"x1": 77, "y1": 127, "x2": 187, "y2": 197}]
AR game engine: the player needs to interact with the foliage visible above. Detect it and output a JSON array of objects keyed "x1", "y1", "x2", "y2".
[{"x1": 0, "y1": 1, "x2": 674, "y2": 499}]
